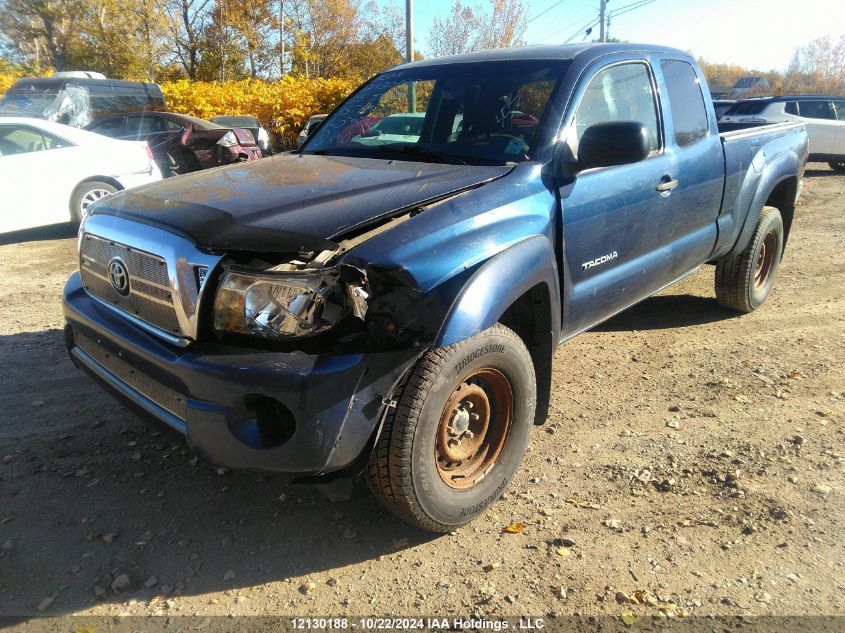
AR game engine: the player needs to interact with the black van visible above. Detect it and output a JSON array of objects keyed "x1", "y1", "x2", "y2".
[{"x1": 0, "y1": 76, "x2": 166, "y2": 128}]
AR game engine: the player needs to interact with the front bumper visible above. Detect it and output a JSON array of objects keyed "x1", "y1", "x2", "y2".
[{"x1": 62, "y1": 272, "x2": 419, "y2": 474}]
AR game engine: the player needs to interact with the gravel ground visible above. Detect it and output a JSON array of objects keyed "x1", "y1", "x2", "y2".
[{"x1": 0, "y1": 164, "x2": 843, "y2": 624}]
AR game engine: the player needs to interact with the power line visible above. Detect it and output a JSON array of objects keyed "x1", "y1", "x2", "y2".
[
  {"x1": 608, "y1": 0, "x2": 658, "y2": 19},
  {"x1": 563, "y1": 15, "x2": 602, "y2": 44},
  {"x1": 527, "y1": 0, "x2": 568, "y2": 25},
  {"x1": 531, "y1": 4, "x2": 591, "y2": 43}
]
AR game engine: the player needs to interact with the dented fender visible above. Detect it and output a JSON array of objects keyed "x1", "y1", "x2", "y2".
[{"x1": 434, "y1": 235, "x2": 561, "y2": 348}]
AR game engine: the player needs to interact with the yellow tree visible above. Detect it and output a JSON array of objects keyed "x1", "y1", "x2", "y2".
[{"x1": 785, "y1": 35, "x2": 845, "y2": 94}]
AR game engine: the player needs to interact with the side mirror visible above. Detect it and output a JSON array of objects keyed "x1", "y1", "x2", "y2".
[{"x1": 577, "y1": 121, "x2": 650, "y2": 170}]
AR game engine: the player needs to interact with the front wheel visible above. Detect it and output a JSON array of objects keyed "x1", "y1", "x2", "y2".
[
  {"x1": 366, "y1": 324, "x2": 536, "y2": 532},
  {"x1": 70, "y1": 180, "x2": 117, "y2": 224},
  {"x1": 715, "y1": 205, "x2": 784, "y2": 313},
  {"x1": 829, "y1": 161, "x2": 845, "y2": 173}
]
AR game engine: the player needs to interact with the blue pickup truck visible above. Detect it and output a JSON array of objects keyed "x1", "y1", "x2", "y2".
[{"x1": 63, "y1": 43, "x2": 808, "y2": 532}]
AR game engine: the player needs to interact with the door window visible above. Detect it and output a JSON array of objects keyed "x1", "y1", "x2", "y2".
[
  {"x1": 89, "y1": 116, "x2": 125, "y2": 138},
  {"x1": 572, "y1": 62, "x2": 661, "y2": 157},
  {"x1": 660, "y1": 59, "x2": 708, "y2": 147},
  {"x1": 798, "y1": 100, "x2": 835, "y2": 119},
  {"x1": 833, "y1": 100, "x2": 845, "y2": 120},
  {"x1": 0, "y1": 126, "x2": 69, "y2": 156},
  {"x1": 124, "y1": 114, "x2": 164, "y2": 139},
  {"x1": 784, "y1": 101, "x2": 798, "y2": 115}
]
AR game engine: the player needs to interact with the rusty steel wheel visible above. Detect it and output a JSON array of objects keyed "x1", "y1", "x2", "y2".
[
  {"x1": 715, "y1": 205, "x2": 784, "y2": 313},
  {"x1": 753, "y1": 229, "x2": 778, "y2": 291},
  {"x1": 366, "y1": 323, "x2": 536, "y2": 532},
  {"x1": 435, "y1": 368, "x2": 513, "y2": 490}
]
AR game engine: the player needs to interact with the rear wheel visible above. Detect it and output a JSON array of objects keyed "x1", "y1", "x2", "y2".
[
  {"x1": 70, "y1": 180, "x2": 117, "y2": 224},
  {"x1": 366, "y1": 324, "x2": 536, "y2": 532},
  {"x1": 715, "y1": 205, "x2": 784, "y2": 312},
  {"x1": 829, "y1": 161, "x2": 845, "y2": 173}
]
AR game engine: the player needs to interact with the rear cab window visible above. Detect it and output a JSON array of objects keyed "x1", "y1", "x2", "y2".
[{"x1": 660, "y1": 59, "x2": 709, "y2": 147}]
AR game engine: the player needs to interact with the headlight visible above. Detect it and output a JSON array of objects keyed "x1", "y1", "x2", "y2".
[
  {"x1": 213, "y1": 267, "x2": 349, "y2": 339},
  {"x1": 217, "y1": 131, "x2": 239, "y2": 148}
]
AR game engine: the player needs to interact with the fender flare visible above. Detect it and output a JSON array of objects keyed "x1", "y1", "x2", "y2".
[
  {"x1": 727, "y1": 150, "x2": 800, "y2": 258},
  {"x1": 434, "y1": 235, "x2": 561, "y2": 347}
]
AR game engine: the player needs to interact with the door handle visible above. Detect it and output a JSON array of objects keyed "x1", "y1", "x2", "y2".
[{"x1": 656, "y1": 178, "x2": 679, "y2": 192}]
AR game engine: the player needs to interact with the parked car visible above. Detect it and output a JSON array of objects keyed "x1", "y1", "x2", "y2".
[
  {"x1": 719, "y1": 95, "x2": 845, "y2": 171},
  {"x1": 350, "y1": 112, "x2": 426, "y2": 145},
  {"x1": 63, "y1": 43, "x2": 807, "y2": 532},
  {"x1": 85, "y1": 112, "x2": 262, "y2": 176},
  {"x1": 297, "y1": 114, "x2": 327, "y2": 147},
  {"x1": 0, "y1": 117, "x2": 161, "y2": 233},
  {"x1": 712, "y1": 99, "x2": 736, "y2": 119},
  {"x1": 0, "y1": 75, "x2": 166, "y2": 128},
  {"x1": 211, "y1": 115, "x2": 271, "y2": 153}
]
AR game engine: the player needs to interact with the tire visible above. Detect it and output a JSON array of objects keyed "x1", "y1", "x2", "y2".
[
  {"x1": 366, "y1": 323, "x2": 536, "y2": 532},
  {"x1": 715, "y1": 206, "x2": 784, "y2": 313},
  {"x1": 70, "y1": 180, "x2": 117, "y2": 224},
  {"x1": 829, "y1": 161, "x2": 845, "y2": 173}
]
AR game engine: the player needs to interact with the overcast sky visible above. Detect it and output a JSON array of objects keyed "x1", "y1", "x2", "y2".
[{"x1": 400, "y1": 0, "x2": 845, "y2": 71}]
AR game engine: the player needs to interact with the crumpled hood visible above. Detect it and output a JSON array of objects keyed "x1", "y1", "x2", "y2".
[{"x1": 90, "y1": 153, "x2": 512, "y2": 253}]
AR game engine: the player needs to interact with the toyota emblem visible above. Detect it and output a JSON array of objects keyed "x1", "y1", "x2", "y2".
[{"x1": 108, "y1": 258, "x2": 130, "y2": 296}]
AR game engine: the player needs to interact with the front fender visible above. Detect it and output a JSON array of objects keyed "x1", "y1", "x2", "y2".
[{"x1": 434, "y1": 235, "x2": 561, "y2": 347}]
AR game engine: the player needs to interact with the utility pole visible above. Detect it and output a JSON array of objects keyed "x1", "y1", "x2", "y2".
[
  {"x1": 599, "y1": 0, "x2": 607, "y2": 42},
  {"x1": 279, "y1": 0, "x2": 285, "y2": 77},
  {"x1": 406, "y1": 0, "x2": 416, "y2": 112}
]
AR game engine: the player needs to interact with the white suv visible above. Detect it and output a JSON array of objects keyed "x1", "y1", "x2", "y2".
[{"x1": 720, "y1": 96, "x2": 845, "y2": 172}]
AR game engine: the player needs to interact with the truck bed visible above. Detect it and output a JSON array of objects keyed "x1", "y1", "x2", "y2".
[{"x1": 710, "y1": 120, "x2": 808, "y2": 261}]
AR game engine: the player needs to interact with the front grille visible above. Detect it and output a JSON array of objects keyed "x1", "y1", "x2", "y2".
[
  {"x1": 79, "y1": 233, "x2": 181, "y2": 335},
  {"x1": 75, "y1": 331, "x2": 187, "y2": 421}
]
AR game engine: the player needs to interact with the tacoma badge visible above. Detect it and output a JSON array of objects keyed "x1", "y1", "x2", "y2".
[{"x1": 581, "y1": 251, "x2": 618, "y2": 270}]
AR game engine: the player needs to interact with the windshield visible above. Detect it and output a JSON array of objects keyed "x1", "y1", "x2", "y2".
[
  {"x1": 303, "y1": 60, "x2": 567, "y2": 165},
  {"x1": 0, "y1": 83, "x2": 62, "y2": 117}
]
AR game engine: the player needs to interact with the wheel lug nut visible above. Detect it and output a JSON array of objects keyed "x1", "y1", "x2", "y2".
[
  {"x1": 471, "y1": 413, "x2": 479, "y2": 421},
  {"x1": 465, "y1": 401, "x2": 473, "y2": 409}
]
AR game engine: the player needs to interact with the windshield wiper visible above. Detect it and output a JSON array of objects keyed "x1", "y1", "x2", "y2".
[{"x1": 376, "y1": 143, "x2": 468, "y2": 165}]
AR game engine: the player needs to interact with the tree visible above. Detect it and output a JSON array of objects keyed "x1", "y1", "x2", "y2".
[
  {"x1": 785, "y1": 35, "x2": 845, "y2": 94},
  {"x1": 166, "y1": 0, "x2": 213, "y2": 79},
  {"x1": 285, "y1": 0, "x2": 403, "y2": 79},
  {"x1": 0, "y1": 0, "x2": 86, "y2": 71},
  {"x1": 427, "y1": 0, "x2": 527, "y2": 58}
]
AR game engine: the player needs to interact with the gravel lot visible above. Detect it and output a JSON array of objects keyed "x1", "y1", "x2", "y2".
[{"x1": 0, "y1": 164, "x2": 843, "y2": 624}]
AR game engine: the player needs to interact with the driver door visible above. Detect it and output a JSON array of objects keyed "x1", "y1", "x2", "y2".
[{"x1": 557, "y1": 60, "x2": 678, "y2": 337}]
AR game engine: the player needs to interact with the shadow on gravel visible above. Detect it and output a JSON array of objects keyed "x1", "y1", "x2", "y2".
[
  {"x1": 803, "y1": 168, "x2": 842, "y2": 179},
  {"x1": 596, "y1": 294, "x2": 736, "y2": 332},
  {"x1": 0, "y1": 223, "x2": 77, "y2": 246},
  {"x1": 0, "y1": 329, "x2": 437, "y2": 618}
]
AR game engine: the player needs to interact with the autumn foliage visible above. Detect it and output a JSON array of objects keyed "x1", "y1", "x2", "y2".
[{"x1": 160, "y1": 76, "x2": 356, "y2": 146}]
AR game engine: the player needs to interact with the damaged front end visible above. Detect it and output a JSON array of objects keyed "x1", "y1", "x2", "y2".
[{"x1": 207, "y1": 211, "x2": 433, "y2": 354}]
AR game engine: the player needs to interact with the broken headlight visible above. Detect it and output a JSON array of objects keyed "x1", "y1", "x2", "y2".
[{"x1": 213, "y1": 267, "x2": 349, "y2": 339}]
